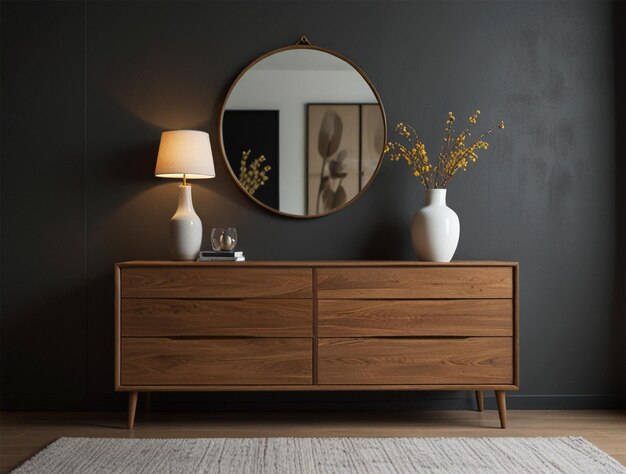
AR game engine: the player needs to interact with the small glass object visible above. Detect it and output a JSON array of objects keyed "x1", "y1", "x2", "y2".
[{"x1": 211, "y1": 227, "x2": 238, "y2": 251}]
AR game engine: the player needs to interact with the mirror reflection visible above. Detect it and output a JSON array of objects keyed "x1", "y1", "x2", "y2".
[{"x1": 221, "y1": 48, "x2": 385, "y2": 217}]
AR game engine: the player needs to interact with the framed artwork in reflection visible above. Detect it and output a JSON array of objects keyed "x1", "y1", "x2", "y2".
[{"x1": 307, "y1": 104, "x2": 360, "y2": 215}]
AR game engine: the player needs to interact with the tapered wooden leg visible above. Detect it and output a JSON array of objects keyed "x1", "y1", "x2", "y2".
[
  {"x1": 128, "y1": 391, "x2": 138, "y2": 429},
  {"x1": 495, "y1": 390, "x2": 507, "y2": 429},
  {"x1": 475, "y1": 390, "x2": 484, "y2": 412},
  {"x1": 144, "y1": 392, "x2": 151, "y2": 412}
]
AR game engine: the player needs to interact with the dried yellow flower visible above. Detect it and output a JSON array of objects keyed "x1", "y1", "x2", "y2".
[
  {"x1": 384, "y1": 110, "x2": 505, "y2": 189},
  {"x1": 239, "y1": 149, "x2": 272, "y2": 195}
]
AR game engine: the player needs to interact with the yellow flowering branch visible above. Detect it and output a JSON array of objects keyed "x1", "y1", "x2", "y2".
[
  {"x1": 383, "y1": 123, "x2": 433, "y2": 188},
  {"x1": 384, "y1": 110, "x2": 504, "y2": 189},
  {"x1": 238, "y1": 149, "x2": 271, "y2": 196}
]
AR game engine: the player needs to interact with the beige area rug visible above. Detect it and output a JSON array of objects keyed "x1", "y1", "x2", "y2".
[{"x1": 12, "y1": 436, "x2": 626, "y2": 473}]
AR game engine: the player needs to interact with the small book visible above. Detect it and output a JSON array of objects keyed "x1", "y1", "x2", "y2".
[
  {"x1": 197, "y1": 256, "x2": 246, "y2": 262},
  {"x1": 199, "y1": 250, "x2": 244, "y2": 258}
]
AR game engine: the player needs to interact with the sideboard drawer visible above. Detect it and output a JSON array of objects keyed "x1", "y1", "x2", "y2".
[
  {"x1": 121, "y1": 267, "x2": 312, "y2": 298},
  {"x1": 122, "y1": 299, "x2": 312, "y2": 337},
  {"x1": 318, "y1": 337, "x2": 513, "y2": 385},
  {"x1": 317, "y1": 267, "x2": 513, "y2": 299},
  {"x1": 318, "y1": 299, "x2": 513, "y2": 337},
  {"x1": 121, "y1": 338, "x2": 312, "y2": 385}
]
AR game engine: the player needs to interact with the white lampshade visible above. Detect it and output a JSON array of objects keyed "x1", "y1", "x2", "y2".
[{"x1": 155, "y1": 130, "x2": 216, "y2": 179}]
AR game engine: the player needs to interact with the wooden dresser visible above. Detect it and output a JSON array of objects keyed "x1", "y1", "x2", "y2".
[{"x1": 115, "y1": 261, "x2": 519, "y2": 428}]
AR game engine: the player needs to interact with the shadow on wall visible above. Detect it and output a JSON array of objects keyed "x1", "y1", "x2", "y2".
[
  {"x1": 1, "y1": 287, "x2": 87, "y2": 404},
  {"x1": 357, "y1": 219, "x2": 407, "y2": 260},
  {"x1": 90, "y1": 184, "x2": 229, "y2": 260},
  {"x1": 109, "y1": 390, "x2": 483, "y2": 413},
  {"x1": 611, "y1": 0, "x2": 626, "y2": 401},
  {"x1": 112, "y1": 141, "x2": 159, "y2": 181}
]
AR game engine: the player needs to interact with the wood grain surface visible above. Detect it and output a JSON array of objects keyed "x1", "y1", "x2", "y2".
[
  {"x1": 122, "y1": 299, "x2": 312, "y2": 337},
  {"x1": 117, "y1": 261, "x2": 518, "y2": 268},
  {"x1": 114, "y1": 384, "x2": 518, "y2": 392},
  {"x1": 121, "y1": 267, "x2": 312, "y2": 299},
  {"x1": 318, "y1": 337, "x2": 513, "y2": 385},
  {"x1": 318, "y1": 299, "x2": 513, "y2": 337},
  {"x1": 316, "y1": 267, "x2": 513, "y2": 299},
  {"x1": 121, "y1": 338, "x2": 312, "y2": 385},
  {"x1": 114, "y1": 261, "x2": 519, "y2": 420}
]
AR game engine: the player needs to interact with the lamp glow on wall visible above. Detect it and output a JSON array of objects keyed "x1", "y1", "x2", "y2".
[{"x1": 155, "y1": 130, "x2": 215, "y2": 260}]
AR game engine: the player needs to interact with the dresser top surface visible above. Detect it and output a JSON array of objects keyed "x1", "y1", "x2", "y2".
[{"x1": 117, "y1": 260, "x2": 518, "y2": 268}]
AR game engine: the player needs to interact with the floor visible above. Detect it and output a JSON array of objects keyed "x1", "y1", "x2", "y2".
[{"x1": 1, "y1": 410, "x2": 625, "y2": 472}]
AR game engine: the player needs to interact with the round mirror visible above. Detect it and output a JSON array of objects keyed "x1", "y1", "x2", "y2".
[{"x1": 219, "y1": 42, "x2": 386, "y2": 218}]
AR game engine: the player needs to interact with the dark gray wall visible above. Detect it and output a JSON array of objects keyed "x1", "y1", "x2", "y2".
[{"x1": 1, "y1": 0, "x2": 624, "y2": 411}]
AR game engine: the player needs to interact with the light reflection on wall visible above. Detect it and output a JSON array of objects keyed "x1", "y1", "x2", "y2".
[{"x1": 102, "y1": 50, "x2": 214, "y2": 130}]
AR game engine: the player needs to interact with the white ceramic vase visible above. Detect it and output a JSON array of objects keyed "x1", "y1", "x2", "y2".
[
  {"x1": 169, "y1": 185, "x2": 202, "y2": 261},
  {"x1": 411, "y1": 189, "x2": 460, "y2": 262}
]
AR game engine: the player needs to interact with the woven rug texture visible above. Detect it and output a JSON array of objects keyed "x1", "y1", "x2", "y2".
[{"x1": 11, "y1": 436, "x2": 626, "y2": 473}]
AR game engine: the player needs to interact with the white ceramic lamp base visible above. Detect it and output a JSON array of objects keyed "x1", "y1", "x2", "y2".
[{"x1": 169, "y1": 185, "x2": 202, "y2": 261}]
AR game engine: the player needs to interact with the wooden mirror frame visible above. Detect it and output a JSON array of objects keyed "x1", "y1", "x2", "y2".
[{"x1": 219, "y1": 38, "x2": 387, "y2": 219}]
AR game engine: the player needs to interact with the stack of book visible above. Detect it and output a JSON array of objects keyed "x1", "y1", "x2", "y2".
[{"x1": 197, "y1": 250, "x2": 245, "y2": 262}]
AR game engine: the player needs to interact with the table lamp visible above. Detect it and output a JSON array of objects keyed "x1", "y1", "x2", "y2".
[{"x1": 155, "y1": 130, "x2": 215, "y2": 260}]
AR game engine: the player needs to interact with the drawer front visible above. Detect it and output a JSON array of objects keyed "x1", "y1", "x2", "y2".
[
  {"x1": 318, "y1": 299, "x2": 513, "y2": 337},
  {"x1": 122, "y1": 267, "x2": 312, "y2": 298},
  {"x1": 318, "y1": 337, "x2": 513, "y2": 385},
  {"x1": 121, "y1": 338, "x2": 312, "y2": 385},
  {"x1": 317, "y1": 267, "x2": 513, "y2": 299},
  {"x1": 122, "y1": 299, "x2": 312, "y2": 337}
]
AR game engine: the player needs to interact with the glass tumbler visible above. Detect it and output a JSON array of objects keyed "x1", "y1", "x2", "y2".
[{"x1": 211, "y1": 227, "x2": 238, "y2": 251}]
